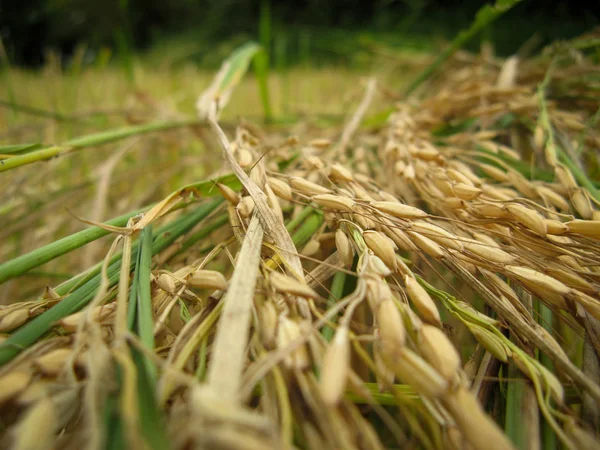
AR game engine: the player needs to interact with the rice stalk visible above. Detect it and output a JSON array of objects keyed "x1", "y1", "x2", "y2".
[{"x1": 1, "y1": 32, "x2": 600, "y2": 450}]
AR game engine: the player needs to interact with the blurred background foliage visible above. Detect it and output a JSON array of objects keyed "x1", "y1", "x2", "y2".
[{"x1": 1, "y1": 0, "x2": 599, "y2": 68}]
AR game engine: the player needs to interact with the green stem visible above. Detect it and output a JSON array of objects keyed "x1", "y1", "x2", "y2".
[
  {"x1": 321, "y1": 271, "x2": 347, "y2": 341},
  {"x1": 403, "y1": 0, "x2": 523, "y2": 97},
  {"x1": 0, "y1": 198, "x2": 222, "y2": 365},
  {"x1": 0, "y1": 118, "x2": 200, "y2": 172},
  {"x1": 0, "y1": 206, "x2": 146, "y2": 284}
]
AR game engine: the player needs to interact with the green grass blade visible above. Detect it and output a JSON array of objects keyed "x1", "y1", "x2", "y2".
[
  {"x1": 403, "y1": 0, "x2": 523, "y2": 97},
  {"x1": 126, "y1": 225, "x2": 169, "y2": 449},
  {"x1": 0, "y1": 143, "x2": 44, "y2": 156},
  {"x1": 0, "y1": 198, "x2": 223, "y2": 365},
  {"x1": 0, "y1": 99, "x2": 68, "y2": 121},
  {"x1": 538, "y1": 302, "x2": 558, "y2": 450},
  {"x1": 0, "y1": 206, "x2": 146, "y2": 284},
  {"x1": 256, "y1": 0, "x2": 274, "y2": 121},
  {"x1": 0, "y1": 118, "x2": 200, "y2": 172},
  {"x1": 135, "y1": 226, "x2": 155, "y2": 370},
  {"x1": 291, "y1": 212, "x2": 323, "y2": 248},
  {"x1": 114, "y1": 28, "x2": 135, "y2": 85},
  {"x1": 0, "y1": 37, "x2": 18, "y2": 122},
  {"x1": 218, "y1": 42, "x2": 261, "y2": 97},
  {"x1": 505, "y1": 365, "x2": 528, "y2": 449},
  {"x1": 322, "y1": 271, "x2": 347, "y2": 341},
  {"x1": 132, "y1": 348, "x2": 169, "y2": 450},
  {"x1": 0, "y1": 174, "x2": 240, "y2": 286}
]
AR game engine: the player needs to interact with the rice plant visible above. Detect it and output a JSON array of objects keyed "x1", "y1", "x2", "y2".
[{"x1": 0, "y1": 26, "x2": 599, "y2": 450}]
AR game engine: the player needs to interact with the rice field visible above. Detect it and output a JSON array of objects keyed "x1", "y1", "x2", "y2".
[{"x1": 0, "y1": 25, "x2": 599, "y2": 450}]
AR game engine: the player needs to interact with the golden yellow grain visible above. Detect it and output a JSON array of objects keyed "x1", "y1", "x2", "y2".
[
  {"x1": 367, "y1": 255, "x2": 393, "y2": 277},
  {"x1": 258, "y1": 301, "x2": 278, "y2": 349},
  {"x1": 335, "y1": 229, "x2": 354, "y2": 268},
  {"x1": 471, "y1": 203, "x2": 509, "y2": 219},
  {"x1": 0, "y1": 308, "x2": 30, "y2": 332},
  {"x1": 386, "y1": 348, "x2": 448, "y2": 398},
  {"x1": 432, "y1": 177, "x2": 455, "y2": 196},
  {"x1": 505, "y1": 203, "x2": 547, "y2": 236},
  {"x1": 267, "y1": 177, "x2": 293, "y2": 201},
  {"x1": 301, "y1": 239, "x2": 321, "y2": 257},
  {"x1": 217, "y1": 183, "x2": 240, "y2": 206},
  {"x1": 418, "y1": 325, "x2": 460, "y2": 382},
  {"x1": 443, "y1": 385, "x2": 515, "y2": 450},
  {"x1": 265, "y1": 182, "x2": 284, "y2": 222},
  {"x1": 319, "y1": 325, "x2": 350, "y2": 405},
  {"x1": 505, "y1": 266, "x2": 570, "y2": 295},
  {"x1": 453, "y1": 183, "x2": 482, "y2": 200},
  {"x1": 480, "y1": 164, "x2": 508, "y2": 182},
  {"x1": 276, "y1": 316, "x2": 309, "y2": 370},
  {"x1": 270, "y1": 272, "x2": 319, "y2": 299},
  {"x1": 33, "y1": 348, "x2": 74, "y2": 376},
  {"x1": 236, "y1": 148, "x2": 254, "y2": 168},
  {"x1": 309, "y1": 138, "x2": 331, "y2": 149},
  {"x1": 237, "y1": 195, "x2": 255, "y2": 218},
  {"x1": 349, "y1": 182, "x2": 375, "y2": 202},
  {"x1": 12, "y1": 396, "x2": 56, "y2": 450},
  {"x1": 383, "y1": 225, "x2": 415, "y2": 252},
  {"x1": 571, "y1": 188, "x2": 593, "y2": 219},
  {"x1": 329, "y1": 163, "x2": 353, "y2": 182},
  {"x1": 566, "y1": 219, "x2": 600, "y2": 239},
  {"x1": 156, "y1": 273, "x2": 177, "y2": 294},
  {"x1": 290, "y1": 177, "x2": 331, "y2": 195},
  {"x1": 546, "y1": 267, "x2": 593, "y2": 292},
  {"x1": 463, "y1": 239, "x2": 515, "y2": 264},
  {"x1": 312, "y1": 193, "x2": 355, "y2": 212},
  {"x1": 376, "y1": 297, "x2": 406, "y2": 359},
  {"x1": 411, "y1": 221, "x2": 463, "y2": 251},
  {"x1": 404, "y1": 276, "x2": 441, "y2": 326},
  {"x1": 371, "y1": 201, "x2": 428, "y2": 219},
  {"x1": 304, "y1": 155, "x2": 325, "y2": 170},
  {"x1": 507, "y1": 169, "x2": 537, "y2": 198},
  {"x1": 545, "y1": 219, "x2": 568, "y2": 235},
  {"x1": 555, "y1": 164, "x2": 578, "y2": 191},
  {"x1": 406, "y1": 231, "x2": 445, "y2": 259},
  {"x1": 188, "y1": 270, "x2": 228, "y2": 291},
  {"x1": 536, "y1": 185, "x2": 570, "y2": 211},
  {"x1": 447, "y1": 168, "x2": 474, "y2": 186},
  {"x1": 363, "y1": 230, "x2": 398, "y2": 271},
  {"x1": 0, "y1": 372, "x2": 31, "y2": 405},
  {"x1": 60, "y1": 303, "x2": 117, "y2": 331}
]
